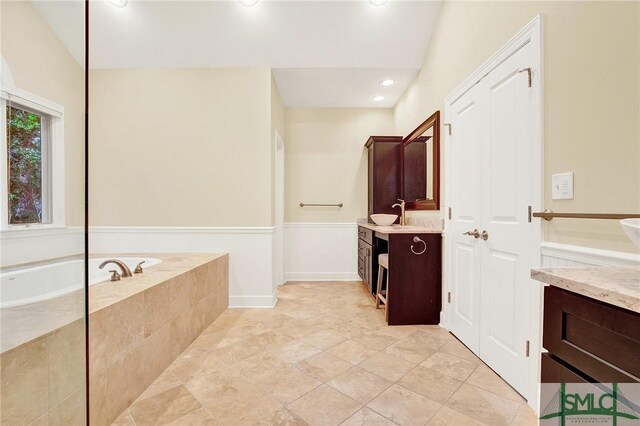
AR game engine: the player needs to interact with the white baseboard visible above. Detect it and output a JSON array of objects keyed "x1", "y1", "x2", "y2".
[
  {"x1": 1, "y1": 226, "x2": 83, "y2": 267},
  {"x1": 284, "y1": 272, "x2": 361, "y2": 282},
  {"x1": 540, "y1": 241, "x2": 640, "y2": 268},
  {"x1": 229, "y1": 295, "x2": 277, "y2": 309},
  {"x1": 90, "y1": 226, "x2": 275, "y2": 308},
  {"x1": 284, "y1": 223, "x2": 359, "y2": 282}
]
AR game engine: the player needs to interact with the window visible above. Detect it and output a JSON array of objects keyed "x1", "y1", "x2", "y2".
[
  {"x1": 1, "y1": 88, "x2": 64, "y2": 229},
  {"x1": 7, "y1": 105, "x2": 50, "y2": 224}
]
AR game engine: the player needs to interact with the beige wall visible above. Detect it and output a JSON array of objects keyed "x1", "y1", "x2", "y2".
[
  {"x1": 285, "y1": 108, "x2": 395, "y2": 223},
  {"x1": 89, "y1": 68, "x2": 273, "y2": 227},
  {"x1": 1, "y1": 1, "x2": 85, "y2": 226},
  {"x1": 394, "y1": 1, "x2": 640, "y2": 253}
]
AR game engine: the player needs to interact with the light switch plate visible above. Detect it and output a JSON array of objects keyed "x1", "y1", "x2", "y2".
[{"x1": 552, "y1": 172, "x2": 574, "y2": 200}]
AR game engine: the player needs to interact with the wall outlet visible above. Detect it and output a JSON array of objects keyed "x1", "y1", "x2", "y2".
[{"x1": 552, "y1": 172, "x2": 574, "y2": 200}]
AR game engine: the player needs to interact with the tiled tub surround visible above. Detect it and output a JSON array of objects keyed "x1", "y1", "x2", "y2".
[
  {"x1": 0, "y1": 319, "x2": 87, "y2": 425},
  {"x1": 0, "y1": 253, "x2": 228, "y2": 425},
  {"x1": 531, "y1": 266, "x2": 640, "y2": 313},
  {"x1": 89, "y1": 253, "x2": 228, "y2": 425}
]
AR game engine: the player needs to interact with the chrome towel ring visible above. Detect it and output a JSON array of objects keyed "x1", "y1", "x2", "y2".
[{"x1": 411, "y1": 236, "x2": 427, "y2": 255}]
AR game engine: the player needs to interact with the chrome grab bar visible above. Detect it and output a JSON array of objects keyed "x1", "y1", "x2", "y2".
[{"x1": 300, "y1": 203, "x2": 344, "y2": 207}]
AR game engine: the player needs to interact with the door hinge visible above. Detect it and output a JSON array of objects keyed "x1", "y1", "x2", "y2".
[
  {"x1": 447, "y1": 292, "x2": 451, "y2": 303},
  {"x1": 443, "y1": 123, "x2": 452, "y2": 135},
  {"x1": 448, "y1": 207, "x2": 452, "y2": 220},
  {"x1": 519, "y1": 68, "x2": 532, "y2": 88},
  {"x1": 528, "y1": 205, "x2": 532, "y2": 223},
  {"x1": 525, "y1": 340, "x2": 530, "y2": 357}
]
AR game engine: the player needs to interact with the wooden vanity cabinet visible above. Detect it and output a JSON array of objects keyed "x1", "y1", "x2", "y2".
[
  {"x1": 358, "y1": 226, "x2": 442, "y2": 325},
  {"x1": 365, "y1": 136, "x2": 403, "y2": 221},
  {"x1": 542, "y1": 286, "x2": 640, "y2": 383},
  {"x1": 385, "y1": 232, "x2": 442, "y2": 325},
  {"x1": 357, "y1": 226, "x2": 377, "y2": 294}
]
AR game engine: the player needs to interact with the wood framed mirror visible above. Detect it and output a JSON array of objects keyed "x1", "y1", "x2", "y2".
[{"x1": 401, "y1": 110, "x2": 440, "y2": 210}]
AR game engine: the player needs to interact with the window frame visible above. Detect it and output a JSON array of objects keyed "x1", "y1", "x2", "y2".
[{"x1": 0, "y1": 86, "x2": 65, "y2": 231}]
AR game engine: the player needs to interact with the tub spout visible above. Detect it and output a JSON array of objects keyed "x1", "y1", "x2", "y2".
[{"x1": 99, "y1": 259, "x2": 133, "y2": 278}]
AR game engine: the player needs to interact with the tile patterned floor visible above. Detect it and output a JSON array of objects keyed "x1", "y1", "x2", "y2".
[{"x1": 113, "y1": 282, "x2": 539, "y2": 425}]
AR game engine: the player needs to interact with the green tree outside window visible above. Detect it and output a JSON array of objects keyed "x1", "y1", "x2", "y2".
[{"x1": 7, "y1": 106, "x2": 43, "y2": 224}]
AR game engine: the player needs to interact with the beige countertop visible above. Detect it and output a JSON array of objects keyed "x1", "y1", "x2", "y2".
[
  {"x1": 531, "y1": 266, "x2": 640, "y2": 313},
  {"x1": 358, "y1": 223, "x2": 443, "y2": 234}
]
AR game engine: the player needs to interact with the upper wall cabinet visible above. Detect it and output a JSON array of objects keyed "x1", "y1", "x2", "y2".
[
  {"x1": 365, "y1": 136, "x2": 403, "y2": 221},
  {"x1": 401, "y1": 111, "x2": 441, "y2": 210}
]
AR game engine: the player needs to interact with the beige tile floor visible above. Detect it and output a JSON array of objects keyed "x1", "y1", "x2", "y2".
[{"x1": 112, "y1": 282, "x2": 539, "y2": 425}]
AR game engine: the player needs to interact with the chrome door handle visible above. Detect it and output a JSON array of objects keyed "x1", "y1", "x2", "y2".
[
  {"x1": 463, "y1": 229, "x2": 480, "y2": 239},
  {"x1": 481, "y1": 230, "x2": 489, "y2": 241}
]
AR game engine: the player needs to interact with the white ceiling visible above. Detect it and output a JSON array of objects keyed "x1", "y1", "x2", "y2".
[{"x1": 34, "y1": 0, "x2": 443, "y2": 108}]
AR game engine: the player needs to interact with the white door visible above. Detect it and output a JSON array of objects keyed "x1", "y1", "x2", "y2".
[
  {"x1": 478, "y1": 44, "x2": 534, "y2": 396},
  {"x1": 446, "y1": 36, "x2": 540, "y2": 399},
  {"x1": 448, "y1": 87, "x2": 483, "y2": 354}
]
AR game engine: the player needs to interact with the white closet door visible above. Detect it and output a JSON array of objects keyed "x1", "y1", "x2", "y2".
[
  {"x1": 478, "y1": 42, "x2": 534, "y2": 396},
  {"x1": 447, "y1": 87, "x2": 483, "y2": 354}
]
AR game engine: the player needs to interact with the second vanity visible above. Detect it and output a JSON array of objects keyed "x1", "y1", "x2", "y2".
[
  {"x1": 531, "y1": 266, "x2": 640, "y2": 383},
  {"x1": 358, "y1": 223, "x2": 442, "y2": 325}
]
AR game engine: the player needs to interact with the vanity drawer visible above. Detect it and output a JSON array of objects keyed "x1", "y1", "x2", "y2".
[
  {"x1": 541, "y1": 354, "x2": 589, "y2": 383},
  {"x1": 358, "y1": 257, "x2": 365, "y2": 281},
  {"x1": 357, "y1": 226, "x2": 373, "y2": 245},
  {"x1": 543, "y1": 286, "x2": 640, "y2": 382}
]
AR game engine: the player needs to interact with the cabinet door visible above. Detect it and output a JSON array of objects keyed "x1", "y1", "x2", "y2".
[
  {"x1": 543, "y1": 286, "x2": 640, "y2": 383},
  {"x1": 373, "y1": 144, "x2": 401, "y2": 216},
  {"x1": 368, "y1": 148, "x2": 374, "y2": 218},
  {"x1": 388, "y1": 233, "x2": 441, "y2": 325}
]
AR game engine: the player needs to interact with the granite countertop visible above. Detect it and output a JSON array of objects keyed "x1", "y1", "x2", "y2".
[
  {"x1": 531, "y1": 266, "x2": 640, "y2": 313},
  {"x1": 358, "y1": 223, "x2": 443, "y2": 234}
]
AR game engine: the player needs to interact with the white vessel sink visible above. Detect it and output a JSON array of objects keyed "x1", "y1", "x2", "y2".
[
  {"x1": 620, "y1": 218, "x2": 640, "y2": 248},
  {"x1": 370, "y1": 214, "x2": 398, "y2": 226}
]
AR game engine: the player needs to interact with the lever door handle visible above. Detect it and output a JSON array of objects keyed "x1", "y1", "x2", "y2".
[{"x1": 463, "y1": 229, "x2": 480, "y2": 239}]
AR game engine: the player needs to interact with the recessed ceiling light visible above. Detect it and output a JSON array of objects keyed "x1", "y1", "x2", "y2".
[
  {"x1": 108, "y1": 0, "x2": 127, "y2": 7},
  {"x1": 369, "y1": 0, "x2": 389, "y2": 6},
  {"x1": 373, "y1": 95, "x2": 385, "y2": 102},
  {"x1": 379, "y1": 79, "x2": 395, "y2": 86},
  {"x1": 239, "y1": 0, "x2": 259, "y2": 6}
]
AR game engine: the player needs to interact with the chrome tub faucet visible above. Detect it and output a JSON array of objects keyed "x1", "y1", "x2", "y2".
[{"x1": 99, "y1": 259, "x2": 133, "y2": 280}]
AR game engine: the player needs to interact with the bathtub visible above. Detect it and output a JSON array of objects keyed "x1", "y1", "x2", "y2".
[{"x1": 0, "y1": 257, "x2": 162, "y2": 308}]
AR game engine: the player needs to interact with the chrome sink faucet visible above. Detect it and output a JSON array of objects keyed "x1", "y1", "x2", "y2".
[
  {"x1": 392, "y1": 199, "x2": 406, "y2": 226},
  {"x1": 99, "y1": 259, "x2": 133, "y2": 279}
]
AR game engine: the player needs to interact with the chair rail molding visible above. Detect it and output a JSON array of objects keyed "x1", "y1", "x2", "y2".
[
  {"x1": 1, "y1": 226, "x2": 83, "y2": 267},
  {"x1": 540, "y1": 241, "x2": 640, "y2": 268}
]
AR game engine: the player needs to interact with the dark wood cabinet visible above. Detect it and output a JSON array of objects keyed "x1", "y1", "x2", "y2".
[
  {"x1": 385, "y1": 232, "x2": 442, "y2": 325},
  {"x1": 358, "y1": 226, "x2": 442, "y2": 325},
  {"x1": 365, "y1": 136, "x2": 403, "y2": 221},
  {"x1": 542, "y1": 286, "x2": 640, "y2": 383},
  {"x1": 357, "y1": 228, "x2": 373, "y2": 288}
]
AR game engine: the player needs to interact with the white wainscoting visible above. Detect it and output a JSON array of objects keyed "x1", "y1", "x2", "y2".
[
  {"x1": 1, "y1": 226, "x2": 83, "y2": 267},
  {"x1": 284, "y1": 223, "x2": 359, "y2": 282},
  {"x1": 540, "y1": 241, "x2": 640, "y2": 268},
  {"x1": 89, "y1": 226, "x2": 276, "y2": 308}
]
